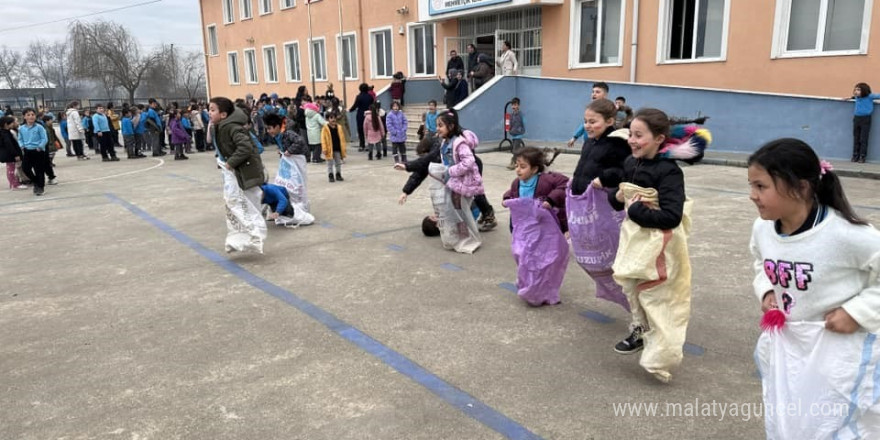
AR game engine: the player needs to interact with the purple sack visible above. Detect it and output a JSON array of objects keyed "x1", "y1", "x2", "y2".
[
  {"x1": 565, "y1": 184, "x2": 630, "y2": 311},
  {"x1": 509, "y1": 198, "x2": 569, "y2": 306}
]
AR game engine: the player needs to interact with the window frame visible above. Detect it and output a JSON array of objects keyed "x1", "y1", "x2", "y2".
[
  {"x1": 262, "y1": 44, "x2": 279, "y2": 83},
  {"x1": 243, "y1": 47, "x2": 259, "y2": 84},
  {"x1": 206, "y1": 24, "x2": 219, "y2": 56},
  {"x1": 222, "y1": 0, "x2": 235, "y2": 24},
  {"x1": 369, "y1": 26, "x2": 395, "y2": 79},
  {"x1": 568, "y1": 0, "x2": 628, "y2": 69},
  {"x1": 240, "y1": 0, "x2": 253, "y2": 20},
  {"x1": 283, "y1": 40, "x2": 302, "y2": 82},
  {"x1": 259, "y1": 0, "x2": 273, "y2": 15},
  {"x1": 308, "y1": 37, "x2": 328, "y2": 82},
  {"x1": 656, "y1": 0, "x2": 731, "y2": 65},
  {"x1": 771, "y1": 0, "x2": 873, "y2": 59},
  {"x1": 227, "y1": 51, "x2": 241, "y2": 85},
  {"x1": 406, "y1": 22, "x2": 437, "y2": 77},
  {"x1": 336, "y1": 31, "x2": 360, "y2": 81},
  {"x1": 280, "y1": 0, "x2": 295, "y2": 10}
]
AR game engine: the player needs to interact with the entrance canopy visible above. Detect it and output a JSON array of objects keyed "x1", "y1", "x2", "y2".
[{"x1": 417, "y1": 0, "x2": 561, "y2": 22}]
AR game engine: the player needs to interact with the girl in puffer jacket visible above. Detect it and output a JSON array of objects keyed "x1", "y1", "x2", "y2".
[{"x1": 437, "y1": 110, "x2": 483, "y2": 200}]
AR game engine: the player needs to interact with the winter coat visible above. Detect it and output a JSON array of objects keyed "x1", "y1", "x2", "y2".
[
  {"x1": 502, "y1": 172, "x2": 571, "y2": 232},
  {"x1": 191, "y1": 110, "x2": 205, "y2": 131},
  {"x1": 570, "y1": 126, "x2": 631, "y2": 196},
  {"x1": 304, "y1": 107, "x2": 327, "y2": 145},
  {"x1": 472, "y1": 59, "x2": 494, "y2": 88},
  {"x1": 446, "y1": 55, "x2": 464, "y2": 76},
  {"x1": 363, "y1": 112, "x2": 385, "y2": 144},
  {"x1": 321, "y1": 123, "x2": 348, "y2": 159},
  {"x1": 496, "y1": 49, "x2": 519, "y2": 76},
  {"x1": 0, "y1": 128, "x2": 23, "y2": 163},
  {"x1": 441, "y1": 78, "x2": 468, "y2": 108},
  {"x1": 390, "y1": 80, "x2": 405, "y2": 100},
  {"x1": 444, "y1": 130, "x2": 483, "y2": 197},
  {"x1": 386, "y1": 110, "x2": 408, "y2": 143},
  {"x1": 169, "y1": 119, "x2": 190, "y2": 145},
  {"x1": 66, "y1": 108, "x2": 85, "y2": 140},
  {"x1": 348, "y1": 92, "x2": 373, "y2": 117},
  {"x1": 467, "y1": 52, "x2": 479, "y2": 75},
  {"x1": 275, "y1": 128, "x2": 309, "y2": 156},
  {"x1": 608, "y1": 155, "x2": 686, "y2": 230},
  {"x1": 212, "y1": 108, "x2": 265, "y2": 190}
]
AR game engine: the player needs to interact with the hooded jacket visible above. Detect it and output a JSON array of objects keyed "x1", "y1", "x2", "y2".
[
  {"x1": 66, "y1": 108, "x2": 85, "y2": 140},
  {"x1": 570, "y1": 126, "x2": 630, "y2": 196},
  {"x1": 502, "y1": 171, "x2": 571, "y2": 232},
  {"x1": 212, "y1": 108, "x2": 265, "y2": 190},
  {"x1": 444, "y1": 130, "x2": 483, "y2": 197},
  {"x1": 0, "y1": 127, "x2": 23, "y2": 163},
  {"x1": 385, "y1": 110, "x2": 408, "y2": 143},
  {"x1": 363, "y1": 112, "x2": 385, "y2": 144},
  {"x1": 608, "y1": 155, "x2": 685, "y2": 230},
  {"x1": 304, "y1": 106, "x2": 326, "y2": 144}
]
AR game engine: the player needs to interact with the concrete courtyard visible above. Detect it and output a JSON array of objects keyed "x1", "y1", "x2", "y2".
[{"x1": 2, "y1": 147, "x2": 879, "y2": 440}]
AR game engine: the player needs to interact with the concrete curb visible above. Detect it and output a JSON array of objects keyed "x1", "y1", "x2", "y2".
[{"x1": 476, "y1": 143, "x2": 880, "y2": 180}]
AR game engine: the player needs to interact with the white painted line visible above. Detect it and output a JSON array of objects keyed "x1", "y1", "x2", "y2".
[{"x1": 58, "y1": 158, "x2": 165, "y2": 185}]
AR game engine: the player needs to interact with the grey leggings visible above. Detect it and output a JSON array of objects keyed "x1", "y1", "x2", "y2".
[{"x1": 327, "y1": 151, "x2": 342, "y2": 173}]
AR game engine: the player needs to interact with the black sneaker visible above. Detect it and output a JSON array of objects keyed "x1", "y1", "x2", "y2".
[
  {"x1": 335, "y1": 173, "x2": 344, "y2": 182},
  {"x1": 614, "y1": 326, "x2": 644, "y2": 355},
  {"x1": 479, "y1": 214, "x2": 497, "y2": 232}
]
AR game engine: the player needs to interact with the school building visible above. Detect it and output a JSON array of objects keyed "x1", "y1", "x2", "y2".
[{"x1": 199, "y1": 0, "x2": 880, "y2": 160}]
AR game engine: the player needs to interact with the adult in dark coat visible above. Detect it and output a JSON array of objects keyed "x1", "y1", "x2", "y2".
[
  {"x1": 439, "y1": 70, "x2": 469, "y2": 108},
  {"x1": 348, "y1": 83, "x2": 374, "y2": 151},
  {"x1": 446, "y1": 49, "x2": 465, "y2": 78},
  {"x1": 466, "y1": 44, "x2": 479, "y2": 80}
]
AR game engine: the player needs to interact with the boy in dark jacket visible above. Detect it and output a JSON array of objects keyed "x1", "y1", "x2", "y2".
[{"x1": 210, "y1": 97, "x2": 266, "y2": 209}]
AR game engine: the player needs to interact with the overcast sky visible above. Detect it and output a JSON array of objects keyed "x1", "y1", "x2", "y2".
[{"x1": 1, "y1": 0, "x2": 203, "y2": 53}]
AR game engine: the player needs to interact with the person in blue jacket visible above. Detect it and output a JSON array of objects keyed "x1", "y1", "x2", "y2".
[
  {"x1": 18, "y1": 108, "x2": 51, "y2": 195},
  {"x1": 260, "y1": 183, "x2": 313, "y2": 226},
  {"x1": 846, "y1": 82, "x2": 880, "y2": 163}
]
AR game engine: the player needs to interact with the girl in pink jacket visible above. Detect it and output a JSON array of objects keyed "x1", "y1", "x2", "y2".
[
  {"x1": 363, "y1": 102, "x2": 385, "y2": 160},
  {"x1": 437, "y1": 110, "x2": 483, "y2": 198}
]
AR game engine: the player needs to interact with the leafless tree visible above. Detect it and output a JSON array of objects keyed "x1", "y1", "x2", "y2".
[
  {"x1": 0, "y1": 47, "x2": 28, "y2": 107},
  {"x1": 70, "y1": 20, "x2": 162, "y2": 103},
  {"x1": 178, "y1": 51, "x2": 206, "y2": 101},
  {"x1": 25, "y1": 41, "x2": 77, "y2": 100}
]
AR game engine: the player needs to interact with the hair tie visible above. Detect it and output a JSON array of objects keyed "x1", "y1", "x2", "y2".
[{"x1": 819, "y1": 160, "x2": 833, "y2": 176}]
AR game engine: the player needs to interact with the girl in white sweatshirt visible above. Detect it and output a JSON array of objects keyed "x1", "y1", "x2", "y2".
[{"x1": 748, "y1": 138, "x2": 880, "y2": 439}]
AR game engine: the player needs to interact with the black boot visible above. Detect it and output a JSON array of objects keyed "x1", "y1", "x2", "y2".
[
  {"x1": 328, "y1": 173, "x2": 335, "y2": 182},
  {"x1": 368, "y1": 152, "x2": 373, "y2": 160},
  {"x1": 335, "y1": 172, "x2": 344, "y2": 182}
]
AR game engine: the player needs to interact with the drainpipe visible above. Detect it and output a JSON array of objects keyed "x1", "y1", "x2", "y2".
[
  {"x1": 630, "y1": 0, "x2": 639, "y2": 83},
  {"x1": 198, "y1": 2, "x2": 211, "y2": 99},
  {"x1": 357, "y1": 0, "x2": 366, "y2": 94}
]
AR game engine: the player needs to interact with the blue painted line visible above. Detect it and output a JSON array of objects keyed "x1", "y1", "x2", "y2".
[
  {"x1": 441, "y1": 263, "x2": 463, "y2": 272},
  {"x1": 498, "y1": 282, "x2": 518, "y2": 294},
  {"x1": 166, "y1": 173, "x2": 203, "y2": 184},
  {"x1": 387, "y1": 244, "x2": 405, "y2": 252},
  {"x1": 579, "y1": 310, "x2": 615, "y2": 324},
  {"x1": 352, "y1": 232, "x2": 367, "y2": 238},
  {"x1": 320, "y1": 222, "x2": 334, "y2": 228},
  {"x1": 683, "y1": 342, "x2": 705, "y2": 356},
  {"x1": 104, "y1": 193, "x2": 543, "y2": 440},
  {"x1": 0, "y1": 201, "x2": 110, "y2": 217}
]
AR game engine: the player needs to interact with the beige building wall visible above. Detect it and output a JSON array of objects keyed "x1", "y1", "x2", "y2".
[{"x1": 201, "y1": 0, "x2": 446, "y2": 102}]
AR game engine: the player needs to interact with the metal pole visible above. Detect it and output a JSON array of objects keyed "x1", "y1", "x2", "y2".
[
  {"x1": 307, "y1": 0, "x2": 316, "y2": 97},
  {"x1": 338, "y1": 0, "x2": 347, "y2": 107}
]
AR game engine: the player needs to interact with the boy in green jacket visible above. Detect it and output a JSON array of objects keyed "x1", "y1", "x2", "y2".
[{"x1": 209, "y1": 97, "x2": 266, "y2": 208}]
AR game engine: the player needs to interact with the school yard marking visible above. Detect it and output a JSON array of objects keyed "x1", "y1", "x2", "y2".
[
  {"x1": 104, "y1": 193, "x2": 544, "y2": 440},
  {"x1": 57, "y1": 158, "x2": 165, "y2": 185},
  {"x1": 440, "y1": 263, "x2": 464, "y2": 272},
  {"x1": 498, "y1": 282, "x2": 518, "y2": 294},
  {"x1": 387, "y1": 244, "x2": 405, "y2": 252},
  {"x1": 579, "y1": 310, "x2": 615, "y2": 324}
]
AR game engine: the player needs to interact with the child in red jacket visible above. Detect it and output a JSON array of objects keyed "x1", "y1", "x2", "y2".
[{"x1": 502, "y1": 146, "x2": 569, "y2": 232}]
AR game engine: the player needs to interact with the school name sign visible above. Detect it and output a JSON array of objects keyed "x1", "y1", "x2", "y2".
[{"x1": 428, "y1": 0, "x2": 512, "y2": 15}]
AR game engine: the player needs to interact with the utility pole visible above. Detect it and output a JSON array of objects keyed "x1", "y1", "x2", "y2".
[
  {"x1": 307, "y1": 0, "x2": 316, "y2": 97},
  {"x1": 338, "y1": 0, "x2": 347, "y2": 107}
]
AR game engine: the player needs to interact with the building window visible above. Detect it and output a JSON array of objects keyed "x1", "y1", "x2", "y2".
[
  {"x1": 280, "y1": 0, "x2": 294, "y2": 9},
  {"x1": 773, "y1": 0, "x2": 871, "y2": 57},
  {"x1": 228, "y1": 51, "x2": 240, "y2": 85},
  {"x1": 337, "y1": 33, "x2": 358, "y2": 80},
  {"x1": 659, "y1": 0, "x2": 729, "y2": 62},
  {"x1": 222, "y1": 0, "x2": 235, "y2": 24},
  {"x1": 409, "y1": 24, "x2": 436, "y2": 76},
  {"x1": 370, "y1": 28, "x2": 393, "y2": 78},
  {"x1": 263, "y1": 45, "x2": 278, "y2": 83},
  {"x1": 259, "y1": 0, "x2": 272, "y2": 14},
  {"x1": 240, "y1": 0, "x2": 253, "y2": 20},
  {"x1": 309, "y1": 38, "x2": 327, "y2": 81},
  {"x1": 284, "y1": 41, "x2": 302, "y2": 82},
  {"x1": 570, "y1": 0, "x2": 625, "y2": 67},
  {"x1": 207, "y1": 25, "x2": 219, "y2": 56},
  {"x1": 244, "y1": 48, "x2": 258, "y2": 83}
]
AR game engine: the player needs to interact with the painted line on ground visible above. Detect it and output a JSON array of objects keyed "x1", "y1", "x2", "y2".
[
  {"x1": 104, "y1": 193, "x2": 543, "y2": 440},
  {"x1": 683, "y1": 342, "x2": 706, "y2": 356},
  {"x1": 167, "y1": 173, "x2": 205, "y2": 184},
  {"x1": 57, "y1": 158, "x2": 164, "y2": 185},
  {"x1": 320, "y1": 222, "x2": 334, "y2": 228},
  {"x1": 579, "y1": 310, "x2": 615, "y2": 324},
  {"x1": 0, "y1": 193, "x2": 105, "y2": 209},
  {"x1": 352, "y1": 232, "x2": 367, "y2": 238},
  {"x1": 0, "y1": 201, "x2": 111, "y2": 217},
  {"x1": 498, "y1": 282, "x2": 517, "y2": 294},
  {"x1": 387, "y1": 244, "x2": 405, "y2": 252},
  {"x1": 441, "y1": 263, "x2": 463, "y2": 272}
]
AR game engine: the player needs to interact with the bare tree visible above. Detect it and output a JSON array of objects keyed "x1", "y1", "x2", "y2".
[
  {"x1": 178, "y1": 51, "x2": 206, "y2": 100},
  {"x1": 0, "y1": 47, "x2": 28, "y2": 107},
  {"x1": 26, "y1": 41, "x2": 55, "y2": 89},
  {"x1": 70, "y1": 20, "x2": 161, "y2": 103}
]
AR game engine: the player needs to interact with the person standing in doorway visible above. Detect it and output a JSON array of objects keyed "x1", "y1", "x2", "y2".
[
  {"x1": 446, "y1": 49, "x2": 465, "y2": 78},
  {"x1": 496, "y1": 40, "x2": 519, "y2": 76}
]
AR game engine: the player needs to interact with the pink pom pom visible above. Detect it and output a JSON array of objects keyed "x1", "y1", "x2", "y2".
[{"x1": 760, "y1": 308, "x2": 786, "y2": 332}]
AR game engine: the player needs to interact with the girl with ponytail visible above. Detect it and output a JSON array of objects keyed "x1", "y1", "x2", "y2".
[{"x1": 749, "y1": 138, "x2": 880, "y2": 438}]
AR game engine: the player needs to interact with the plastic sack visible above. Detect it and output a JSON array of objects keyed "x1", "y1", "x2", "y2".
[
  {"x1": 221, "y1": 165, "x2": 266, "y2": 253},
  {"x1": 508, "y1": 198, "x2": 569, "y2": 306},
  {"x1": 612, "y1": 182, "x2": 693, "y2": 382},
  {"x1": 566, "y1": 184, "x2": 629, "y2": 311},
  {"x1": 274, "y1": 154, "x2": 309, "y2": 212},
  {"x1": 755, "y1": 322, "x2": 880, "y2": 439},
  {"x1": 428, "y1": 162, "x2": 481, "y2": 254}
]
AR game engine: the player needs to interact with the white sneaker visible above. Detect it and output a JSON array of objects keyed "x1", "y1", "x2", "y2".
[
  {"x1": 275, "y1": 204, "x2": 315, "y2": 227},
  {"x1": 12, "y1": 185, "x2": 28, "y2": 190},
  {"x1": 48, "y1": 178, "x2": 58, "y2": 185}
]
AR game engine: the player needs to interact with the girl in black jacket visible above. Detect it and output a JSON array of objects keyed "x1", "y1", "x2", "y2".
[
  {"x1": 570, "y1": 99, "x2": 631, "y2": 196},
  {"x1": 0, "y1": 115, "x2": 27, "y2": 190}
]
